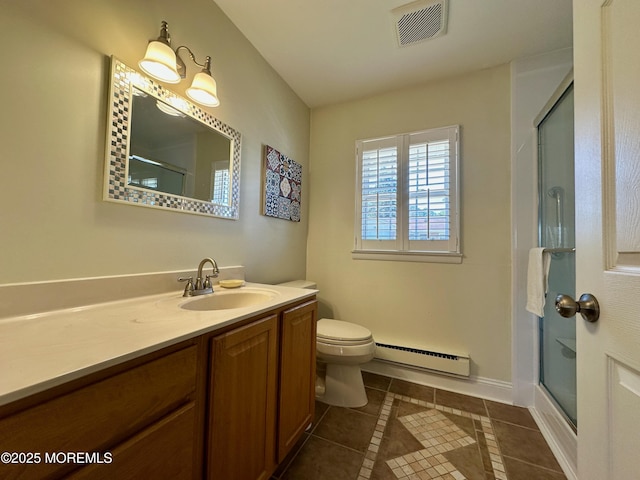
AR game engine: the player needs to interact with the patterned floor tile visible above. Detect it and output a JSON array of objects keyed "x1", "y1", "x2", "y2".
[
  {"x1": 357, "y1": 393, "x2": 504, "y2": 480},
  {"x1": 277, "y1": 377, "x2": 567, "y2": 480}
]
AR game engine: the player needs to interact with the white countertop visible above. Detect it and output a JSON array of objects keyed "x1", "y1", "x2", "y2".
[{"x1": 0, "y1": 283, "x2": 316, "y2": 407}]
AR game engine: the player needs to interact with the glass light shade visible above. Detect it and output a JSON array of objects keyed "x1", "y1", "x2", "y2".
[
  {"x1": 186, "y1": 72, "x2": 220, "y2": 107},
  {"x1": 155, "y1": 100, "x2": 185, "y2": 117},
  {"x1": 138, "y1": 40, "x2": 180, "y2": 84}
]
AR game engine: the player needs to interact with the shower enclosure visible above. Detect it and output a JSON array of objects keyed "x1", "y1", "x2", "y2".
[{"x1": 536, "y1": 81, "x2": 576, "y2": 428}]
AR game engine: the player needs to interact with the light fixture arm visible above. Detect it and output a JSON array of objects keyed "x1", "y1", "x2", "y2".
[{"x1": 175, "y1": 46, "x2": 213, "y2": 79}]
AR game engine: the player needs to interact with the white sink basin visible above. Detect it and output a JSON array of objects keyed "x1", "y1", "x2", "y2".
[{"x1": 180, "y1": 288, "x2": 278, "y2": 311}]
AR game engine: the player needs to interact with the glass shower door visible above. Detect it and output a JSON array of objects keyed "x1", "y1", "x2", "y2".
[{"x1": 538, "y1": 83, "x2": 576, "y2": 428}]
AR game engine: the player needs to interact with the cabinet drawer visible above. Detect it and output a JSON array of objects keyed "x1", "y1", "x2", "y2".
[
  {"x1": 0, "y1": 344, "x2": 197, "y2": 480},
  {"x1": 67, "y1": 403, "x2": 196, "y2": 480}
]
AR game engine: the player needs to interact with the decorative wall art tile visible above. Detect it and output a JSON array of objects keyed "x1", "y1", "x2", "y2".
[{"x1": 262, "y1": 145, "x2": 301, "y2": 222}]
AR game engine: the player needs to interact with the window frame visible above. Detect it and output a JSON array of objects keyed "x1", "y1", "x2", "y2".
[{"x1": 353, "y1": 125, "x2": 462, "y2": 263}]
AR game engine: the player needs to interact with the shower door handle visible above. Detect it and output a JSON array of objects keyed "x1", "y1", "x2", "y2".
[{"x1": 555, "y1": 293, "x2": 600, "y2": 323}]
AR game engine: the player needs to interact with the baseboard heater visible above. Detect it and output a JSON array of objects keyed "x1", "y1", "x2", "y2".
[{"x1": 374, "y1": 342, "x2": 470, "y2": 377}]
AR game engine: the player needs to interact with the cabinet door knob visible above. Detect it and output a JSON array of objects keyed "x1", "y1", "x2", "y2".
[{"x1": 555, "y1": 293, "x2": 600, "y2": 323}]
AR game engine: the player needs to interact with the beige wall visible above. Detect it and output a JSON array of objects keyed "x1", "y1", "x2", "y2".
[
  {"x1": 0, "y1": 0, "x2": 309, "y2": 285},
  {"x1": 307, "y1": 65, "x2": 512, "y2": 381},
  {"x1": 2, "y1": 0, "x2": 513, "y2": 381}
]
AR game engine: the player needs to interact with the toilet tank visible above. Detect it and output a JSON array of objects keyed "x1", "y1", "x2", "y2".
[{"x1": 277, "y1": 280, "x2": 317, "y2": 289}]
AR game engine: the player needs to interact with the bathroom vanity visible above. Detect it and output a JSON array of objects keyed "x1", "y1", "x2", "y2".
[
  {"x1": 208, "y1": 299, "x2": 317, "y2": 479},
  {"x1": 0, "y1": 283, "x2": 317, "y2": 480}
]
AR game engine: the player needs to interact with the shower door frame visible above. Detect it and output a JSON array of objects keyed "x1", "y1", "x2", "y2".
[
  {"x1": 535, "y1": 77, "x2": 577, "y2": 431},
  {"x1": 510, "y1": 53, "x2": 577, "y2": 480},
  {"x1": 527, "y1": 71, "x2": 579, "y2": 480}
]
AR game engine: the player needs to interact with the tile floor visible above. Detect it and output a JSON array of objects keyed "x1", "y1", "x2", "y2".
[{"x1": 273, "y1": 372, "x2": 567, "y2": 480}]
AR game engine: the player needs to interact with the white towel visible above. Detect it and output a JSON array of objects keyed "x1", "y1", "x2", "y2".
[{"x1": 526, "y1": 247, "x2": 551, "y2": 317}]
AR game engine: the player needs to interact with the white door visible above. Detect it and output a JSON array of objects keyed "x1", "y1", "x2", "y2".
[{"x1": 573, "y1": 0, "x2": 640, "y2": 478}]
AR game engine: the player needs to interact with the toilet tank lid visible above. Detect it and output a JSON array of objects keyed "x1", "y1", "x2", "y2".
[
  {"x1": 277, "y1": 280, "x2": 317, "y2": 289},
  {"x1": 317, "y1": 319, "x2": 373, "y2": 342}
]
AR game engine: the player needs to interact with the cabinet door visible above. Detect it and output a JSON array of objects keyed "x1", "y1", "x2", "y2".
[
  {"x1": 207, "y1": 315, "x2": 278, "y2": 480},
  {"x1": 67, "y1": 403, "x2": 196, "y2": 480},
  {"x1": 278, "y1": 300, "x2": 317, "y2": 462}
]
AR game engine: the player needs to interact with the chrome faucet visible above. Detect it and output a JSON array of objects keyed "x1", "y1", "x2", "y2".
[
  {"x1": 179, "y1": 257, "x2": 219, "y2": 297},
  {"x1": 195, "y1": 257, "x2": 219, "y2": 293}
]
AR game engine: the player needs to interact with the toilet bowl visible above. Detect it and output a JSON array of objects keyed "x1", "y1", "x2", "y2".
[
  {"x1": 316, "y1": 318, "x2": 376, "y2": 408},
  {"x1": 276, "y1": 281, "x2": 376, "y2": 408}
]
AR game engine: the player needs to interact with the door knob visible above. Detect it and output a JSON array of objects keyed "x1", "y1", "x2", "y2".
[{"x1": 555, "y1": 293, "x2": 600, "y2": 323}]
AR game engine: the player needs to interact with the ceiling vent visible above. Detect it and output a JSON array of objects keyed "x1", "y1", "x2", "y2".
[{"x1": 392, "y1": 0, "x2": 449, "y2": 47}]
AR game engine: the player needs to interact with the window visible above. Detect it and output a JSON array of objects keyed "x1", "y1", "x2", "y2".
[
  {"x1": 211, "y1": 162, "x2": 230, "y2": 205},
  {"x1": 354, "y1": 125, "x2": 461, "y2": 263}
]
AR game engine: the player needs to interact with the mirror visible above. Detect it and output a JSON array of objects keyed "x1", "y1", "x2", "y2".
[{"x1": 104, "y1": 57, "x2": 241, "y2": 219}]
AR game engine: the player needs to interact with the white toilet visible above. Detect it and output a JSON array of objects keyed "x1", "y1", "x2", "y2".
[
  {"x1": 277, "y1": 280, "x2": 376, "y2": 408},
  {"x1": 316, "y1": 318, "x2": 376, "y2": 408}
]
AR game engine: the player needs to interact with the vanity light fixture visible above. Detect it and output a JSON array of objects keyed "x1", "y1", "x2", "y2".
[
  {"x1": 139, "y1": 21, "x2": 220, "y2": 107},
  {"x1": 138, "y1": 21, "x2": 180, "y2": 83}
]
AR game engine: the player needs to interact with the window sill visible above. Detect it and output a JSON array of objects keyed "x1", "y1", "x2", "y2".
[{"x1": 351, "y1": 250, "x2": 463, "y2": 264}]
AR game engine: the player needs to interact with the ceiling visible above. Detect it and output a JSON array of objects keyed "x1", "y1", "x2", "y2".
[{"x1": 214, "y1": 0, "x2": 573, "y2": 108}]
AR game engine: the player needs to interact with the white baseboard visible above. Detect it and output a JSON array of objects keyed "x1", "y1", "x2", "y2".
[
  {"x1": 530, "y1": 385, "x2": 577, "y2": 480},
  {"x1": 362, "y1": 359, "x2": 513, "y2": 404}
]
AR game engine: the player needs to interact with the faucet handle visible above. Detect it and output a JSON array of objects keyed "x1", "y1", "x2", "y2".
[
  {"x1": 178, "y1": 276, "x2": 194, "y2": 297},
  {"x1": 204, "y1": 274, "x2": 217, "y2": 289}
]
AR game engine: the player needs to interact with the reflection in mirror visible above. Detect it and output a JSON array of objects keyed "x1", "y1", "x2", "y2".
[
  {"x1": 129, "y1": 88, "x2": 232, "y2": 203},
  {"x1": 104, "y1": 57, "x2": 241, "y2": 219},
  {"x1": 128, "y1": 154, "x2": 186, "y2": 195}
]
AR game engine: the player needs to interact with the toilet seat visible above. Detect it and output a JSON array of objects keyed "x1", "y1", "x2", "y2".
[{"x1": 317, "y1": 319, "x2": 373, "y2": 346}]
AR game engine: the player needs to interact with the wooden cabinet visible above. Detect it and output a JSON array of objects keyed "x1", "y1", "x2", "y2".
[
  {"x1": 0, "y1": 341, "x2": 201, "y2": 480},
  {"x1": 206, "y1": 299, "x2": 318, "y2": 479},
  {"x1": 207, "y1": 314, "x2": 279, "y2": 480},
  {"x1": 0, "y1": 296, "x2": 317, "y2": 480},
  {"x1": 277, "y1": 300, "x2": 317, "y2": 462},
  {"x1": 67, "y1": 403, "x2": 196, "y2": 480}
]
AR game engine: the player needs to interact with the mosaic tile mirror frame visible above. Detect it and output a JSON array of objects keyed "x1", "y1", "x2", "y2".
[
  {"x1": 104, "y1": 57, "x2": 242, "y2": 219},
  {"x1": 261, "y1": 145, "x2": 302, "y2": 222}
]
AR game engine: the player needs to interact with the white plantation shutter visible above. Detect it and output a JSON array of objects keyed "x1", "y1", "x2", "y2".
[
  {"x1": 212, "y1": 163, "x2": 230, "y2": 205},
  {"x1": 355, "y1": 126, "x2": 460, "y2": 260},
  {"x1": 357, "y1": 137, "x2": 401, "y2": 250},
  {"x1": 405, "y1": 128, "x2": 458, "y2": 252}
]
